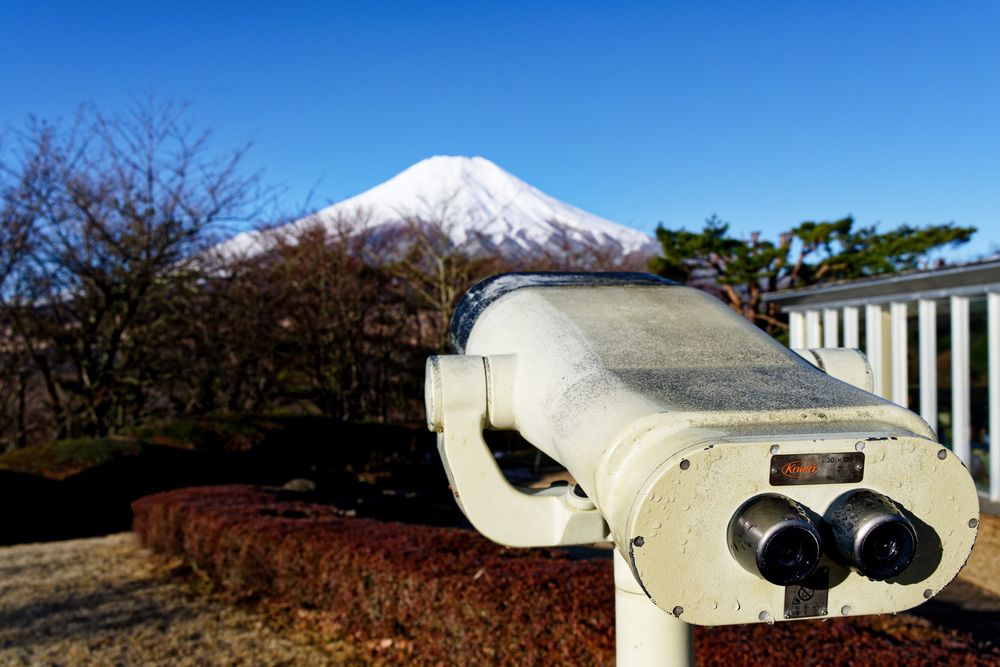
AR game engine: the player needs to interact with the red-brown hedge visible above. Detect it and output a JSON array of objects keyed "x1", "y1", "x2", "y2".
[
  {"x1": 133, "y1": 485, "x2": 614, "y2": 664},
  {"x1": 133, "y1": 486, "x2": 999, "y2": 666}
]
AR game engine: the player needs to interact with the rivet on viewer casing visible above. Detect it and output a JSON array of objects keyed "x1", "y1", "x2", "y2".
[
  {"x1": 969, "y1": 518, "x2": 979, "y2": 528},
  {"x1": 937, "y1": 449, "x2": 948, "y2": 460},
  {"x1": 923, "y1": 589, "x2": 933, "y2": 599},
  {"x1": 855, "y1": 442, "x2": 864, "y2": 452},
  {"x1": 770, "y1": 445, "x2": 780, "y2": 454},
  {"x1": 841, "y1": 605, "x2": 852, "y2": 615},
  {"x1": 672, "y1": 606, "x2": 684, "y2": 617},
  {"x1": 679, "y1": 459, "x2": 690, "y2": 470},
  {"x1": 633, "y1": 536, "x2": 645, "y2": 547}
]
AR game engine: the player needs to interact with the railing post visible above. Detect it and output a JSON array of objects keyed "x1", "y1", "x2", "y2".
[
  {"x1": 918, "y1": 299, "x2": 938, "y2": 435},
  {"x1": 823, "y1": 308, "x2": 839, "y2": 347},
  {"x1": 989, "y1": 292, "x2": 1000, "y2": 501},
  {"x1": 789, "y1": 311, "x2": 805, "y2": 349},
  {"x1": 950, "y1": 296, "x2": 971, "y2": 468},
  {"x1": 805, "y1": 310, "x2": 821, "y2": 348},
  {"x1": 843, "y1": 307, "x2": 860, "y2": 349},
  {"x1": 865, "y1": 304, "x2": 889, "y2": 398},
  {"x1": 890, "y1": 302, "x2": 909, "y2": 408}
]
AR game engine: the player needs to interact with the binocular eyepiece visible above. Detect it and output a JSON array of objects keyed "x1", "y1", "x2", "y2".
[
  {"x1": 729, "y1": 490, "x2": 917, "y2": 585},
  {"x1": 823, "y1": 489, "x2": 918, "y2": 581},
  {"x1": 728, "y1": 494, "x2": 823, "y2": 586}
]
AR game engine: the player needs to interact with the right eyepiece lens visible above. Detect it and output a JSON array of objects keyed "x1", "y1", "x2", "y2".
[
  {"x1": 859, "y1": 520, "x2": 916, "y2": 579},
  {"x1": 824, "y1": 490, "x2": 917, "y2": 581}
]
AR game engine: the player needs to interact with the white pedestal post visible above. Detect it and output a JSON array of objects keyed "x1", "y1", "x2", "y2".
[{"x1": 614, "y1": 550, "x2": 694, "y2": 666}]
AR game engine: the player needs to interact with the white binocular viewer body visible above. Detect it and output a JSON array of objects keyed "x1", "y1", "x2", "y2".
[{"x1": 425, "y1": 273, "x2": 978, "y2": 627}]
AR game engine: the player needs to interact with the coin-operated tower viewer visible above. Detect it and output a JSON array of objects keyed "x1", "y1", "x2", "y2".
[{"x1": 425, "y1": 273, "x2": 979, "y2": 666}]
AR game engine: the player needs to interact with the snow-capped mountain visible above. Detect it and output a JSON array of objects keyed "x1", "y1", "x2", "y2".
[{"x1": 215, "y1": 156, "x2": 658, "y2": 263}]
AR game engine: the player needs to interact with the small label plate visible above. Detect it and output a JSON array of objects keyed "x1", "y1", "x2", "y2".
[
  {"x1": 784, "y1": 567, "x2": 829, "y2": 619},
  {"x1": 769, "y1": 452, "x2": 865, "y2": 486}
]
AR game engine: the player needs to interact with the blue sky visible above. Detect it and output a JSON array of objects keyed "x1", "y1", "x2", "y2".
[{"x1": 2, "y1": 1, "x2": 998, "y2": 259}]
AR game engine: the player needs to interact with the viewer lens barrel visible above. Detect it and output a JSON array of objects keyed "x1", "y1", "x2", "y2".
[
  {"x1": 823, "y1": 489, "x2": 917, "y2": 581},
  {"x1": 728, "y1": 494, "x2": 823, "y2": 586}
]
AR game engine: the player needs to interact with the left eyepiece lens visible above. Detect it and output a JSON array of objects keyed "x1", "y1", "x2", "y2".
[
  {"x1": 728, "y1": 494, "x2": 822, "y2": 586},
  {"x1": 823, "y1": 489, "x2": 917, "y2": 581}
]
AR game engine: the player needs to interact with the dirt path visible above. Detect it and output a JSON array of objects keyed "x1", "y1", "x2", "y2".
[{"x1": 0, "y1": 534, "x2": 336, "y2": 666}]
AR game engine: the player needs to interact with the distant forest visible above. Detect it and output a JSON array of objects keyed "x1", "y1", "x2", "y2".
[{"x1": 0, "y1": 103, "x2": 974, "y2": 449}]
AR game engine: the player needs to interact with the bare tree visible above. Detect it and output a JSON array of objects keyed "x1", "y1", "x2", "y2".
[
  {"x1": 0, "y1": 110, "x2": 655, "y2": 446},
  {"x1": 156, "y1": 208, "x2": 424, "y2": 423},
  {"x1": 155, "y1": 249, "x2": 291, "y2": 416},
  {"x1": 0, "y1": 128, "x2": 50, "y2": 447},
  {"x1": 268, "y1": 214, "x2": 374, "y2": 419},
  {"x1": 520, "y1": 218, "x2": 634, "y2": 272},
  {"x1": 1, "y1": 101, "x2": 259, "y2": 438},
  {"x1": 380, "y1": 193, "x2": 508, "y2": 350}
]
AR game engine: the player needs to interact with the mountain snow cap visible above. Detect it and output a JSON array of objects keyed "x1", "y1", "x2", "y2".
[{"x1": 214, "y1": 155, "x2": 657, "y2": 260}]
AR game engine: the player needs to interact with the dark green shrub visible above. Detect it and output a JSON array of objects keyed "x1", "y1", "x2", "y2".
[{"x1": 0, "y1": 437, "x2": 143, "y2": 478}]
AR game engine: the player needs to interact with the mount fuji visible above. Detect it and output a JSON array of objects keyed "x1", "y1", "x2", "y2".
[{"x1": 215, "y1": 156, "x2": 659, "y2": 264}]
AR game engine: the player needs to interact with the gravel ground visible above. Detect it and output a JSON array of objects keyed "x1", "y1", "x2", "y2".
[
  {"x1": 0, "y1": 534, "x2": 337, "y2": 667},
  {"x1": 2, "y1": 528, "x2": 998, "y2": 666},
  {"x1": 962, "y1": 511, "x2": 1000, "y2": 598}
]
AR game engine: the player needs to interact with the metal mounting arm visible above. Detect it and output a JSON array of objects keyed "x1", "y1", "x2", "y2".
[{"x1": 425, "y1": 355, "x2": 609, "y2": 548}]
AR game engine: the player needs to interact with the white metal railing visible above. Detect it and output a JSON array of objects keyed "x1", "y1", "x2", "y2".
[{"x1": 785, "y1": 288, "x2": 1000, "y2": 502}]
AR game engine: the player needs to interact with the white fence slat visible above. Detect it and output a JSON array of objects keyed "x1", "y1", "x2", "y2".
[
  {"x1": 823, "y1": 309, "x2": 839, "y2": 347},
  {"x1": 866, "y1": 304, "x2": 884, "y2": 397},
  {"x1": 805, "y1": 310, "x2": 821, "y2": 348},
  {"x1": 789, "y1": 311, "x2": 805, "y2": 349},
  {"x1": 918, "y1": 299, "x2": 938, "y2": 434},
  {"x1": 843, "y1": 307, "x2": 859, "y2": 348},
  {"x1": 989, "y1": 292, "x2": 1000, "y2": 501},
  {"x1": 890, "y1": 302, "x2": 908, "y2": 407},
  {"x1": 950, "y1": 296, "x2": 971, "y2": 467}
]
